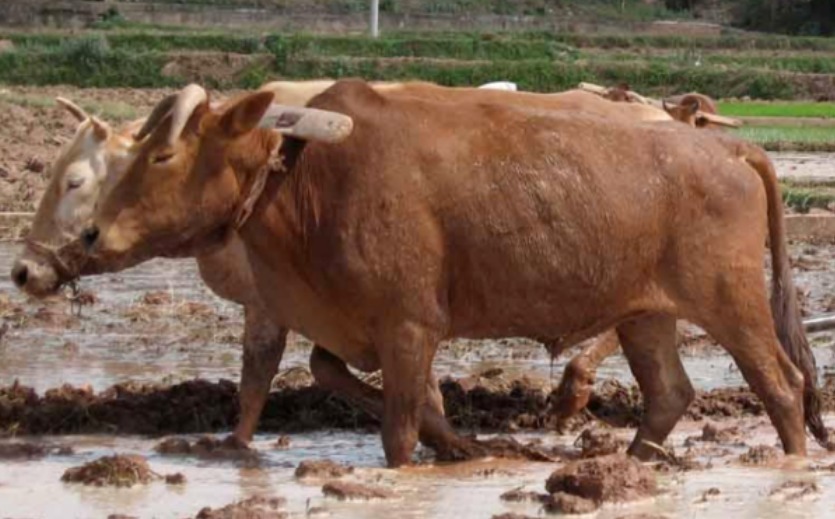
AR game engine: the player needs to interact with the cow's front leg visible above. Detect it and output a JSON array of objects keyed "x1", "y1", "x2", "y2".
[
  {"x1": 378, "y1": 322, "x2": 438, "y2": 467},
  {"x1": 233, "y1": 304, "x2": 288, "y2": 444}
]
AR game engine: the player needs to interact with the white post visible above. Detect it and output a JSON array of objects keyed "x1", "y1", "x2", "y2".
[{"x1": 370, "y1": 0, "x2": 380, "y2": 38}]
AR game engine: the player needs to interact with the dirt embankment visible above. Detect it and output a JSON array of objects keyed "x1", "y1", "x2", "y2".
[
  {"x1": 0, "y1": 86, "x2": 220, "y2": 215},
  {"x1": 2, "y1": 372, "x2": 833, "y2": 436}
]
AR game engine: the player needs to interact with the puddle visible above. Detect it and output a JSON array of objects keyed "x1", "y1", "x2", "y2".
[{"x1": 1, "y1": 421, "x2": 834, "y2": 519}]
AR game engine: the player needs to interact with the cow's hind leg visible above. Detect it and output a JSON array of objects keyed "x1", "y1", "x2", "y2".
[
  {"x1": 309, "y1": 345, "x2": 484, "y2": 461},
  {"x1": 233, "y1": 305, "x2": 288, "y2": 444},
  {"x1": 695, "y1": 274, "x2": 806, "y2": 455},
  {"x1": 553, "y1": 330, "x2": 621, "y2": 425},
  {"x1": 617, "y1": 314, "x2": 694, "y2": 460}
]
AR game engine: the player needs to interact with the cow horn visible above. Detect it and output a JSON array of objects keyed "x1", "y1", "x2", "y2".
[
  {"x1": 56, "y1": 97, "x2": 90, "y2": 122},
  {"x1": 133, "y1": 85, "x2": 208, "y2": 144},
  {"x1": 134, "y1": 94, "x2": 178, "y2": 141},
  {"x1": 168, "y1": 84, "x2": 208, "y2": 146},
  {"x1": 625, "y1": 90, "x2": 653, "y2": 105},
  {"x1": 89, "y1": 116, "x2": 110, "y2": 141},
  {"x1": 697, "y1": 112, "x2": 744, "y2": 128},
  {"x1": 260, "y1": 105, "x2": 354, "y2": 143}
]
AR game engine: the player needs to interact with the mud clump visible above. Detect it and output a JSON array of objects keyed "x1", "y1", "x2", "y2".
[
  {"x1": 3, "y1": 376, "x2": 834, "y2": 436},
  {"x1": 295, "y1": 459, "x2": 354, "y2": 479},
  {"x1": 0, "y1": 379, "x2": 241, "y2": 436},
  {"x1": 769, "y1": 480, "x2": 820, "y2": 501},
  {"x1": 739, "y1": 445, "x2": 781, "y2": 466},
  {"x1": 141, "y1": 290, "x2": 172, "y2": 306},
  {"x1": 575, "y1": 428, "x2": 626, "y2": 458},
  {"x1": 0, "y1": 441, "x2": 72, "y2": 459},
  {"x1": 322, "y1": 481, "x2": 394, "y2": 501},
  {"x1": 155, "y1": 435, "x2": 256, "y2": 461},
  {"x1": 441, "y1": 373, "x2": 554, "y2": 431},
  {"x1": 696, "y1": 487, "x2": 721, "y2": 503},
  {"x1": 165, "y1": 473, "x2": 186, "y2": 485},
  {"x1": 62, "y1": 455, "x2": 158, "y2": 487},
  {"x1": 194, "y1": 496, "x2": 287, "y2": 519},
  {"x1": 694, "y1": 422, "x2": 741, "y2": 443},
  {"x1": 546, "y1": 454, "x2": 656, "y2": 504},
  {"x1": 544, "y1": 492, "x2": 599, "y2": 514},
  {"x1": 447, "y1": 435, "x2": 557, "y2": 462},
  {"x1": 499, "y1": 488, "x2": 548, "y2": 503},
  {"x1": 274, "y1": 435, "x2": 291, "y2": 449}
]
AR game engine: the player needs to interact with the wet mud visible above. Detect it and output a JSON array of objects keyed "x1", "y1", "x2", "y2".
[
  {"x1": 545, "y1": 454, "x2": 657, "y2": 504},
  {"x1": 193, "y1": 496, "x2": 288, "y2": 519},
  {"x1": 294, "y1": 459, "x2": 354, "y2": 479},
  {"x1": 155, "y1": 435, "x2": 257, "y2": 462},
  {"x1": 61, "y1": 454, "x2": 159, "y2": 487},
  {"x1": 321, "y1": 481, "x2": 395, "y2": 501},
  {"x1": 2, "y1": 375, "x2": 835, "y2": 436}
]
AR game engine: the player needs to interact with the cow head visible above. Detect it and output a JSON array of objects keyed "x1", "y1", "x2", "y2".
[
  {"x1": 81, "y1": 84, "x2": 353, "y2": 273},
  {"x1": 663, "y1": 93, "x2": 742, "y2": 129},
  {"x1": 10, "y1": 99, "x2": 143, "y2": 296},
  {"x1": 604, "y1": 83, "x2": 633, "y2": 102}
]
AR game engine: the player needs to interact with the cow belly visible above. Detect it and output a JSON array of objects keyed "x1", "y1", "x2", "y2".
[
  {"x1": 442, "y1": 222, "x2": 669, "y2": 339},
  {"x1": 243, "y1": 240, "x2": 380, "y2": 372}
]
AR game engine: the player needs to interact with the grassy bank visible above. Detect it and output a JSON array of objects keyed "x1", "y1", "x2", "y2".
[{"x1": 721, "y1": 102, "x2": 835, "y2": 118}]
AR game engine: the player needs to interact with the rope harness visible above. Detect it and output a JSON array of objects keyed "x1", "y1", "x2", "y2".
[{"x1": 232, "y1": 142, "x2": 285, "y2": 231}]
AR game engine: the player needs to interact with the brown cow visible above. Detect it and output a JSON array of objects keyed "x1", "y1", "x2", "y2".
[
  {"x1": 12, "y1": 80, "x2": 686, "y2": 453},
  {"x1": 77, "y1": 80, "x2": 826, "y2": 466}
]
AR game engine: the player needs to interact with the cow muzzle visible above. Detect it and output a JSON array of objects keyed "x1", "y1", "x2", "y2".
[{"x1": 11, "y1": 256, "x2": 61, "y2": 297}]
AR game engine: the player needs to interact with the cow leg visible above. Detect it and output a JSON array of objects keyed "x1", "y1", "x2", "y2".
[
  {"x1": 232, "y1": 305, "x2": 288, "y2": 444},
  {"x1": 310, "y1": 345, "x2": 384, "y2": 418},
  {"x1": 696, "y1": 277, "x2": 806, "y2": 455},
  {"x1": 377, "y1": 322, "x2": 438, "y2": 467},
  {"x1": 310, "y1": 345, "x2": 485, "y2": 460},
  {"x1": 553, "y1": 330, "x2": 621, "y2": 424},
  {"x1": 617, "y1": 314, "x2": 694, "y2": 460}
]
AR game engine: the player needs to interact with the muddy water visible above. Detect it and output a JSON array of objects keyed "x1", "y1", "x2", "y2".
[
  {"x1": 1, "y1": 420, "x2": 835, "y2": 519},
  {"x1": 4, "y1": 238, "x2": 835, "y2": 393},
  {"x1": 772, "y1": 152, "x2": 835, "y2": 181}
]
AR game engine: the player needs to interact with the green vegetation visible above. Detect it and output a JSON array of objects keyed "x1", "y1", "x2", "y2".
[
  {"x1": 732, "y1": 126, "x2": 835, "y2": 152},
  {"x1": 721, "y1": 102, "x2": 835, "y2": 119},
  {"x1": 781, "y1": 183, "x2": 835, "y2": 213},
  {"x1": 0, "y1": 29, "x2": 832, "y2": 101}
]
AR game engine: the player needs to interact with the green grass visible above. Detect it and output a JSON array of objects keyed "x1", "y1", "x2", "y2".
[
  {"x1": 0, "y1": 30, "x2": 830, "y2": 100},
  {"x1": 732, "y1": 126, "x2": 835, "y2": 152},
  {"x1": 720, "y1": 102, "x2": 835, "y2": 118},
  {"x1": 780, "y1": 183, "x2": 835, "y2": 213}
]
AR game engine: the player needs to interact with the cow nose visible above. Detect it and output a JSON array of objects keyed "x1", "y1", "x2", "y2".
[
  {"x1": 81, "y1": 226, "x2": 100, "y2": 249},
  {"x1": 11, "y1": 262, "x2": 28, "y2": 288}
]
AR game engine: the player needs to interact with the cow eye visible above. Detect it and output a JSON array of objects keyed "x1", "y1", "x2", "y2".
[
  {"x1": 151, "y1": 151, "x2": 175, "y2": 164},
  {"x1": 67, "y1": 176, "x2": 85, "y2": 190}
]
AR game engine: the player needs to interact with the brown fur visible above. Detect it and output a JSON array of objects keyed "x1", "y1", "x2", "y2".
[{"x1": 86, "y1": 79, "x2": 823, "y2": 465}]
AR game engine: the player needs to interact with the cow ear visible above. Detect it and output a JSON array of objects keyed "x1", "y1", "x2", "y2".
[
  {"x1": 218, "y1": 91, "x2": 276, "y2": 139},
  {"x1": 686, "y1": 98, "x2": 701, "y2": 115}
]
